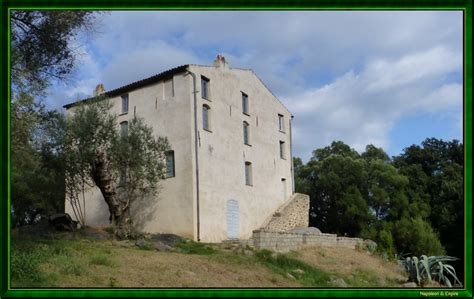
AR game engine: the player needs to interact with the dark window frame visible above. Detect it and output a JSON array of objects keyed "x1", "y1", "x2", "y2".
[
  {"x1": 165, "y1": 150, "x2": 175, "y2": 178},
  {"x1": 245, "y1": 161, "x2": 253, "y2": 186},
  {"x1": 243, "y1": 121, "x2": 250, "y2": 145},
  {"x1": 121, "y1": 94, "x2": 129, "y2": 114},
  {"x1": 203, "y1": 104, "x2": 211, "y2": 131},
  {"x1": 279, "y1": 140, "x2": 286, "y2": 159},
  {"x1": 278, "y1": 114, "x2": 285, "y2": 132},
  {"x1": 242, "y1": 92, "x2": 249, "y2": 115},
  {"x1": 201, "y1": 76, "x2": 210, "y2": 100}
]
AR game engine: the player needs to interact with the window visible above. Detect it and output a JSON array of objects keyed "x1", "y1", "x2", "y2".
[
  {"x1": 164, "y1": 78, "x2": 174, "y2": 99},
  {"x1": 279, "y1": 141, "x2": 286, "y2": 159},
  {"x1": 203, "y1": 104, "x2": 211, "y2": 131},
  {"x1": 278, "y1": 114, "x2": 285, "y2": 132},
  {"x1": 165, "y1": 151, "x2": 175, "y2": 178},
  {"x1": 242, "y1": 92, "x2": 249, "y2": 115},
  {"x1": 120, "y1": 121, "x2": 128, "y2": 137},
  {"x1": 243, "y1": 121, "x2": 250, "y2": 145},
  {"x1": 245, "y1": 162, "x2": 253, "y2": 186},
  {"x1": 201, "y1": 76, "x2": 210, "y2": 99},
  {"x1": 121, "y1": 94, "x2": 129, "y2": 114}
]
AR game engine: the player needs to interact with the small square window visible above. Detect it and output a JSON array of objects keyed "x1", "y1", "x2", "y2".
[
  {"x1": 121, "y1": 94, "x2": 129, "y2": 114},
  {"x1": 201, "y1": 76, "x2": 210, "y2": 99}
]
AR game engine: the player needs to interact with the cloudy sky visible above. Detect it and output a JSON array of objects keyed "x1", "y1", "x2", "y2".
[{"x1": 47, "y1": 11, "x2": 463, "y2": 162}]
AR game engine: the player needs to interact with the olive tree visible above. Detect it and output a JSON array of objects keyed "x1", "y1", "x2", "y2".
[{"x1": 64, "y1": 98, "x2": 169, "y2": 237}]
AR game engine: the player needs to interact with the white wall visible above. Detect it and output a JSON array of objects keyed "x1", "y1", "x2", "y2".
[
  {"x1": 65, "y1": 72, "x2": 197, "y2": 239},
  {"x1": 188, "y1": 64, "x2": 293, "y2": 242},
  {"x1": 65, "y1": 62, "x2": 294, "y2": 243}
]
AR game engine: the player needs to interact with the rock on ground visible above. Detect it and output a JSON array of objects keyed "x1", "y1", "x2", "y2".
[{"x1": 330, "y1": 278, "x2": 348, "y2": 288}]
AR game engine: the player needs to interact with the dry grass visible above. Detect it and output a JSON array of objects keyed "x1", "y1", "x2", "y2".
[
  {"x1": 293, "y1": 246, "x2": 407, "y2": 287},
  {"x1": 21, "y1": 239, "x2": 300, "y2": 288},
  {"x1": 12, "y1": 228, "x2": 408, "y2": 288}
]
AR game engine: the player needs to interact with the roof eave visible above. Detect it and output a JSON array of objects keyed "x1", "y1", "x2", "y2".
[{"x1": 63, "y1": 64, "x2": 189, "y2": 109}]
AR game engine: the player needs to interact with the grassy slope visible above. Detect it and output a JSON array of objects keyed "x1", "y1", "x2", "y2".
[{"x1": 11, "y1": 228, "x2": 407, "y2": 288}]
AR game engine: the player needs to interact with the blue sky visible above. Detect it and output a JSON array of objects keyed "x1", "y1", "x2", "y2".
[{"x1": 47, "y1": 11, "x2": 463, "y2": 162}]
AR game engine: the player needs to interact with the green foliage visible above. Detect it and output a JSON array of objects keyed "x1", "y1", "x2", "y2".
[
  {"x1": 393, "y1": 217, "x2": 445, "y2": 257},
  {"x1": 302, "y1": 145, "x2": 370, "y2": 236},
  {"x1": 63, "y1": 99, "x2": 170, "y2": 228},
  {"x1": 11, "y1": 11, "x2": 98, "y2": 94},
  {"x1": 110, "y1": 117, "x2": 170, "y2": 198},
  {"x1": 89, "y1": 252, "x2": 115, "y2": 267},
  {"x1": 294, "y1": 138, "x2": 463, "y2": 278},
  {"x1": 254, "y1": 250, "x2": 331, "y2": 286},
  {"x1": 11, "y1": 94, "x2": 65, "y2": 227},
  {"x1": 63, "y1": 99, "x2": 117, "y2": 225},
  {"x1": 12, "y1": 237, "x2": 81, "y2": 283},
  {"x1": 10, "y1": 10, "x2": 101, "y2": 226},
  {"x1": 176, "y1": 240, "x2": 216, "y2": 255},
  {"x1": 55, "y1": 255, "x2": 88, "y2": 276},
  {"x1": 11, "y1": 250, "x2": 45, "y2": 282},
  {"x1": 399, "y1": 255, "x2": 462, "y2": 287}
]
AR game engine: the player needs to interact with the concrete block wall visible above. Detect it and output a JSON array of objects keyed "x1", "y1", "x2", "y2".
[
  {"x1": 262, "y1": 193, "x2": 310, "y2": 232},
  {"x1": 252, "y1": 230, "x2": 364, "y2": 253}
]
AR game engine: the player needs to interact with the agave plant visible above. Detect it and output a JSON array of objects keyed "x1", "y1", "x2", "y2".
[{"x1": 399, "y1": 255, "x2": 463, "y2": 287}]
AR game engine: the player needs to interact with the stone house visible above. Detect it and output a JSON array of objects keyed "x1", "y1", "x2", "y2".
[{"x1": 64, "y1": 55, "x2": 308, "y2": 242}]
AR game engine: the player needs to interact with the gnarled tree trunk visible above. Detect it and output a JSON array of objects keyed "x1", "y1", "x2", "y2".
[{"x1": 91, "y1": 148, "x2": 132, "y2": 237}]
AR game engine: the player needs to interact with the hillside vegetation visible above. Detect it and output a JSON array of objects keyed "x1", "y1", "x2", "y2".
[{"x1": 11, "y1": 226, "x2": 406, "y2": 288}]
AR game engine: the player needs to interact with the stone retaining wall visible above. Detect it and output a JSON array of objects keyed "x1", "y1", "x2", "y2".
[
  {"x1": 252, "y1": 230, "x2": 363, "y2": 252},
  {"x1": 262, "y1": 193, "x2": 310, "y2": 232}
]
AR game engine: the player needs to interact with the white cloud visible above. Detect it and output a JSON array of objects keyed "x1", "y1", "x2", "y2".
[
  {"x1": 101, "y1": 41, "x2": 203, "y2": 91},
  {"x1": 285, "y1": 46, "x2": 463, "y2": 161},
  {"x1": 44, "y1": 10, "x2": 462, "y2": 159}
]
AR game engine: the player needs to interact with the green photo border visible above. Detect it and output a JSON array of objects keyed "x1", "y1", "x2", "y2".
[{"x1": 1, "y1": 0, "x2": 472, "y2": 297}]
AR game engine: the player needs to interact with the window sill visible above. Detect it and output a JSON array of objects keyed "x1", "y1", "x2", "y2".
[
  {"x1": 279, "y1": 130, "x2": 286, "y2": 134},
  {"x1": 244, "y1": 143, "x2": 252, "y2": 147},
  {"x1": 280, "y1": 157, "x2": 287, "y2": 160},
  {"x1": 203, "y1": 128, "x2": 213, "y2": 133},
  {"x1": 119, "y1": 112, "x2": 128, "y2": 116},
  {"x1": 243, "y1": 112, "x2": 250, "y2": 116},
  {"x1": 202, "y1": 97, "x2": 212, "y2": 102},
  {"x1": 245, "y1": 184, "x2": 253, "y2": 187},
  {"x1": 165, "y1": 175, "x2": 175, "y2": 179}
]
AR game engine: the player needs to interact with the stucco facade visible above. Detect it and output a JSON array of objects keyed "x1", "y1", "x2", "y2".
[{"x1": 64, "y1": 56, "x2": 295, "y2": 242}]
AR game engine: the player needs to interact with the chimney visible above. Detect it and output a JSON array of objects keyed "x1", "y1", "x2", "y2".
[
  {"x1": 93, "y1": 84, "x2": 105, "y2": 97},
  {"x1": 213, "y1": 54, "x2": 229, "y2": 69}
]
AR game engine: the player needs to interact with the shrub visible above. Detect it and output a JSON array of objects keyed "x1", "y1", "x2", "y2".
[
  {"x1": 399, "y1": 255, "x2": 462, "y2": 287},
  {"x1": 11, "y1": 251, "x2": 45, "y2": 282},
  {"x1": 393, "y1": 217, "x2": 445, "y2": 256},
  {"x1": 90, "y1": 253, "x2": 114, "y2": 266}
]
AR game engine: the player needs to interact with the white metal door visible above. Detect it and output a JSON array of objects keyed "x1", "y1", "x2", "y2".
[{"x1": 226, "y1": 199, "x2": 239, "y2": 239}]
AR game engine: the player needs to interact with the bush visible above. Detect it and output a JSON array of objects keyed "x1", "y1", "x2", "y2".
[
  {"x1": 90, "y1": 253, "x2": 114, "y2": 266},
  {"x1": 393, "y1": 217, "x2": 445, "y2": 256},
  {"x1": 399, "y1": 255, "x2": 462, "y2": 287},
  {"x1": 11, "y1": 251, "x2": 45, "y2": 282}
]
